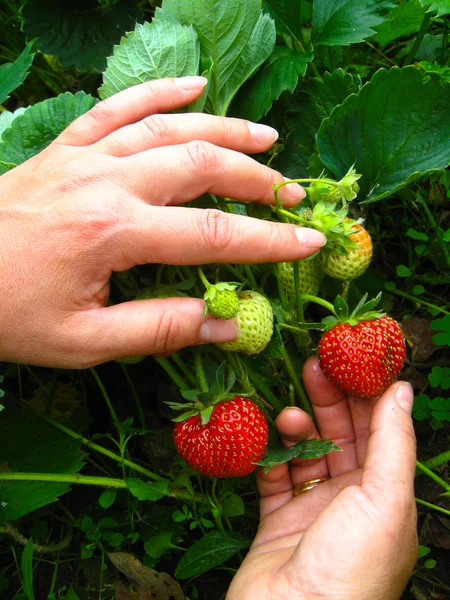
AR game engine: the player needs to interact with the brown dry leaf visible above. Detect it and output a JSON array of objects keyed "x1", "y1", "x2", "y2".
[
  {"x1": 402, "y1": 318, "x2": 439, "y2": 362},
  {"x1": 109, "y1": 552, "x2": 184, "y2": 600}
]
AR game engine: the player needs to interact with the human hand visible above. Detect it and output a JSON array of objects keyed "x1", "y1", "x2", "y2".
[
  {"x1": 0, "y1": 76, "x2": 326, "y2": 368},
  {"x1": 228, "y1": 357, "x2": 418, "y2": 600}
]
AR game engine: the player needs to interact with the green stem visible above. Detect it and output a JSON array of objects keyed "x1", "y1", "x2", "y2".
[
  {"x1": 90, "y1": 368, "x2": 121, "y2": 434},
  {"x1": 243, "y1": 264, "x2": 258, "y2": 289},
  {"x1": 172, "y1": 354, "x2": 197, "y2": 387},
  {"x1": 404, "y1": 12, "x2": 432, "y2": 66},
  {"x1": 155, "y1": 357, "x2": 191, "y2": 391},
  {"x1": 423, "y1": 450, "x2": 450, "y2": 471},
  {"x1": 388, "y1": 287, "x2": 450, "y2": 315},
  {"x1": 280, "y1": 346, "x2": 313, "y2": 416},
  {"x1": 416, "y1": 460, "x2": 450, "y2": 491},
  {"x1": 195, "y1": 351, "x2": 208, "y2": 393},
  {"x1": 120, "y1": 364, "x2": 146, "y2": 431},
  {"x1": 0, "y1": 472, "x2": 128, "y2": 488},
  {"x1": 300, "y1": 294, "x2": 336, "y2": 315},
  {"x1": 415, "y1": 497, "x2": 450, "y2": 517},
  {"x1": 293, "y1": 262, "x2": 305, "y2": 323},
  {"x1": 197, "y1": 266, "x2": 211, "y2": 291},
  {"x1": 17, "y1": 399, "x2": 162, "y2": 481},
  {"x1": 418, "y1": 195, "x2": 450, "y2": 268}
]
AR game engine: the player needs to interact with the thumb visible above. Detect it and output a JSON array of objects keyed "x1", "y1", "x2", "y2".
[
  {"x1": 77, "y1": 297, "x2": 239, "y2": 365},
  {"x1": 362, "y1": 381, "x2": 416, "y2": 504}
]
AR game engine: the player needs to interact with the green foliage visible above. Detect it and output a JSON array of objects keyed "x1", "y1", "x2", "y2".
[
  {"x1": 22, "y1": 0, "x2": 143, "y2": 71},
  {"x1": 0, "y1": 92, "x2": 96, "y2": 167},
  {"x1": 420, "y1": 0, "x2": 450, "y2": 16},
  {"x1": 311, "y1": 0, "x2": 394, "y2": 46},
  {"x1": 99, "y1": 19, "x2": 200, "y2": 100},
  {"x1": 175, "y1": 530, "x2": 250, "y2": 579},
  {"x1": 0, "y1": 41, "x2": 35, "y2": 105},
  {"x1": 373, "y1": 0, "x2": 426, "y2": 45},
  {"x1": 0, "y1": 407, "x2": 84, "y2": 523},
  {"x1": 257, "y1": 439, "x2": 341, "y2": 472},
  {"x1": 430, "y1": 315, "x2": 450, "y2": 346},
  {"x1": 317, "y1": 67, "x2": 450, "y2": 202}
]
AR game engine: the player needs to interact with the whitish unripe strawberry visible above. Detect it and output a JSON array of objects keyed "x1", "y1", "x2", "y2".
[
  {"x1": 278, "y1": 257, "x2": 320, "y2": 300},
  {"x1": 320, "y1": 221, "x2": 372, "y2": 280},
  {"x1": 204, "y1": 283, "x2": 239, "y2": 320},
  {"x1": 217, "y1": 291, "x2": 273, "y2": 355}
]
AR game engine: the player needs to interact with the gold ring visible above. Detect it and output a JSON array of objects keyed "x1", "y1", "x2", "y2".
[{"x1": 293, "y1": 477, "x2": 329, "y2": 496}]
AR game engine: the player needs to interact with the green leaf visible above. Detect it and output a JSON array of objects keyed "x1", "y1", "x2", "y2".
[
  {"x1": 0, "y1": 108, "x2": 27, "y2": 138},
  {"x1": 420, "y1": 0, "x2": 450, "y2": 16},
  {"x1": 311, "y1": 0, "x2": 394, "y2": 46},
  {"x1": 317, "y1": 67, "x2": 450, "y2": 203},
  {"x1": 0, "y1": 42, "x2": 36, "y2": 105},
  {"x1": 126, "y1": 478, "x2": 170, "y2": 501},
  {"x1": 429, "y1": 367, "x2": 450, "y2": 390},
  {"x1": 160, "y1": 0, "x2": 276, "y2": 116},
  {"x1": 257, "y1": 439, "x2": 341, "y2": 473},
  {"x1": 0, "y1": 407, "x2": 84, "y2": 524},
  {"x1": 144, "y1": 531, "x2": 175, "y2": 559},
  {"x1": 397, "y1": 265, "x2": 412, "y2": 277},
  {"x1": 175, "y1": 530, "x2": 250, "y2": 578},
  {"x1": 237, "y1": 47, "x2": 313, "y2": 121},
  {"x1": 99, "y1": 19, "x2": 200, "y2": 100},
  {"x1": 222, "y1": 493, "x2": 245, "y2": 517},
  {"x1": 407, "y1": 228, "x2": 429, "y2": 242},
  {"x1": 262, "y1": 0, "x2": 312, "y2": 42},
  {"x1": 373, "y1": 0, "x2": 426, "y2": 45},
  {"x1": 413, "y1": 285, "x2": 425, "y2": 295},
  {"x1": 98, "y1": 488, "x2": 117, "y2": 509},
  {"x1": 0, "y1": 92, "x2": 96, "y2": 167},
  {"x1": 430, "y1": 315, "x2": 450, "y2": 347},
  {"x1": 418, "y1": 545, "x2": 431, "y2": 558},
  {"x1": 22, "y1": 0, "x2": 142, "y2": 71},
  {"x1": 21, "y1": 538, "x2": 35, "y2": 600}
]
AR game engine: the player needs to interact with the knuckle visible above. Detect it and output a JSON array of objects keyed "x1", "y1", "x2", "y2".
[
  {"x1": 198, "y1": 209, "x2": 233, "y2": 253},
  {"x1": 141, "y1": 114, "x2": 171, "y2": 145},
  {"x1": 184, "y1": 141, "x2": 222, "y2": 175},
  {"x1": 86, "y1": 98, "x2": 115, "y2": 125}
]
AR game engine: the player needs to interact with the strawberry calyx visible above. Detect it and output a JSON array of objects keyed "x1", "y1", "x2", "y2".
[
  {"x1": 198, "y1": 267, "x2": 240, "y2": 320},
  {"x1": 300, "y1": 292, "x2": 385, "y2": 332}
]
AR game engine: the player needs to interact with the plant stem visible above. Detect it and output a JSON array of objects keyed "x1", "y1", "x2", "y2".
[
  {"x1": 195, "y1": 351, "x2": 208, "y2": 393},
  {"x1": 423, "y1": 450, "x2": 450, "y2": 471},
  {"x1": 388, "y1": 287, "x2": 450, "y2": 315},
  {"x1": 293, "y1": 262, "x2": 305, "y2": 323},
  {"x1": 0, "y1": 472, "x2": 128, "y2": 488},
  {"x1": 404, "y1": 12, "x2": 432, "y2": 66},
  {"x1": 172, "y1": 354, "x2": 197, "y2": 387},
  {"x1": 90, "y1": 368, "x2": 121, "y2": 434},
  {"x1": 416, "y1": 460, "x2": 450, "y2": 491},
  {"x1": 197, "y1": 266, "x2": 211, "y2": 290},
  {"x1": 415, "y1": 497, "x2": 450, "y2": 517},
  {"x1": 418, "y1": 194, "x2": 450, "y2": 268},
  {"x1": 120, "y1": 364, "x2": 146, "y2": 431},
  {"x1": 280, "y1": 346, "x2": 313, "y2": 416},
  {"x1": 17, "y1": 399, "x2": 162, "y2": 480},
  {"x1": 300, "y1": 294, "x2": 336, "y2": 315},
  {"x1": 243, "y1": 264, "x2": 258, "y2": 289},
  {"x1": 155, "y1": 357, "x2": 191, "y2": 390}
]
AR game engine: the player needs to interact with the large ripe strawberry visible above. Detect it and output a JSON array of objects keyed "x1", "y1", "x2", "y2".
[
  {"x1": 278, "y1": 257, "x2": 320, "y2": 301},
  {"x1": 320, "y1": 220, "x2": 372, "y2": 280},
  {"x1": 217, "y1": 291, "x2": 273, "y2": 354},
  {"x1": 318, "y1": 315, "x2": 406, "y2": 398},
  {"x1": 173, "y1": 396, "x2": 268, "y2": 478}
]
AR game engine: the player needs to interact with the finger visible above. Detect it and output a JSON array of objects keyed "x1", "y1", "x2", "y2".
[
  {"x1": 55, "y1": 77, "x2": 208, "y2": 146},
  {"x1": 71, "y1": 297, "x2": 239, "y2": 367},
  {"x1": 303, "y1": 357, "x2": 358, "y2": 477},
  {"x1": 362, "y1": 381, "x2": 416, "y2": 505},
  {"x1": 347, "y1": 394, "x2": 379, "y2": 467},
  {"x1": 276, "y1": 407, "x2": 329, "y2": 486},
  {"x1": 96, "y1": 113, "x2": 279, "y2": 157},
  {"x1": 118, "y1": 141, "x2": 306, "y2": 207},
  {"x1": 112, "y1": 205, "x2": 327, "y2": 270},
  {"x1": 257, "y1": 464, "x2": 293, "y2": 519}
]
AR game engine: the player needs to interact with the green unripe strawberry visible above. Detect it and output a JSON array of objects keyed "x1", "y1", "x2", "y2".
[
  {"x1": 217, "y1": 291, "x2": 273, "y2": 355},
  {"x1": 278, "y1": 257, "x2": 320, "y2": 300},
  {"x1": 320, "y1": 221, "x2": 372, "y2": 280},
  {"x1": 204, "y1": 283, "x2": 239, "y2": 320}
]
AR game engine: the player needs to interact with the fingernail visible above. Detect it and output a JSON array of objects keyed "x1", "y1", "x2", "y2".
[
  {"x1": 281, "y1": 406, "x2": 304, "y2": 413},
  {"x1": 176, "y1": 76, "x2": 208, "y2": 90},
  {"x1": 247, "y1": 122, "x2": 279, "y2": 145},
  {"x1": 395, "y1": 381, "x2": 413, "y2": 414},
  {"x1": 295, "y1": 227, "x2": 327, "y2": 248},
  {"x1": 199, "y1": 318, "x2": 240, "y2": 343}
]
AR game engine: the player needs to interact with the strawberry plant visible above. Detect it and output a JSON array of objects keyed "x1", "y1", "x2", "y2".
[{"x1": 1, "y1": 0, "x2": 450, "y2": 598}]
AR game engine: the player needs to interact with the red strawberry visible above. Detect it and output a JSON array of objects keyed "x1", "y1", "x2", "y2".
[
  {"x1": 318, "y1": 315, "x2": 406, "y2": 398},
  {"x1": 173, "y1": 396, "x2": 268, "y2": 478}
]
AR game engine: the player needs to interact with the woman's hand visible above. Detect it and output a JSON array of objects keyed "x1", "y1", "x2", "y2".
[
  {"x1": 228, "y1": 357, "x2": 418, "y2": 600},
  {"x1": 0, "y1": 76, "x2": 326, "y2": 368}
]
